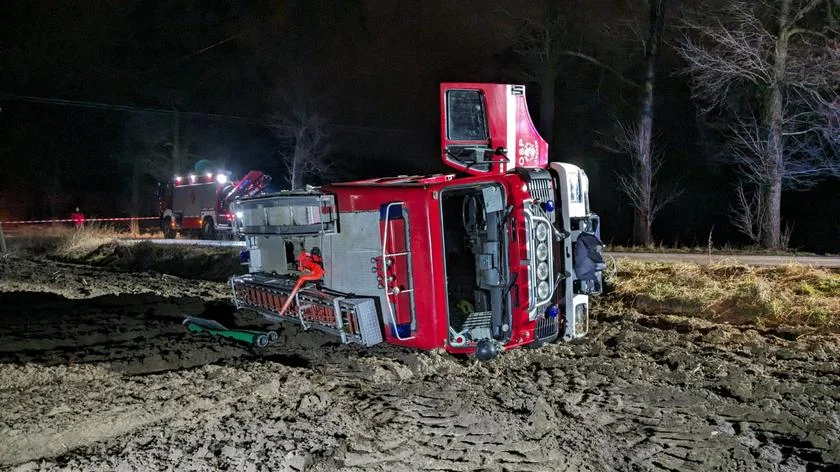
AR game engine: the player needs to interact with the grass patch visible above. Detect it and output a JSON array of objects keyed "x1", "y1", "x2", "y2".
[
  {"x1": 55, "y1": 225, "x2": 124, "y2": 258},
  {"x1": 606, "y1": 244, "x2": 824, "y2": 257},
  {"x1": 607, "y1": 258, "x2": 840, "y2": 330},
  {"x1": 5, "y1": 224, "x2": 162, "y2": 256},
  {"x1": 5, "y1": 225, "x2": 241, "y2": 282},
  {"x1": 4, "y1": 224, "x2": 122, "y2": 256}
]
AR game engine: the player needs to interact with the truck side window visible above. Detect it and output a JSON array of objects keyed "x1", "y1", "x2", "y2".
[{"x1": 447, "y1": 90, "x2": 488, "y2": 142}]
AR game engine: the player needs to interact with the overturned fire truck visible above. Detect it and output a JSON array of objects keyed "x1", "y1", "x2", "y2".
[
  {"x1": 158, "y1": 170, "x2": 270, "y2": 239},
  {"x1": 215, "y1": 83, "x2": 604, "y2": 359}
]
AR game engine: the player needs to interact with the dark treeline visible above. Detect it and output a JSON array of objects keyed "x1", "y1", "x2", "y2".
[{"x1": 0, "y1": 0, "x2": 837, "y2": 251}]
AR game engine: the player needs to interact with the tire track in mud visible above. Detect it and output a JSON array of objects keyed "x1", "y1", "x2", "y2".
[
  {"x1": 0, "y1": 291, "x2": 253, "y2": 374},
  {"x1": 33, "y1": 327, "x2": 838, "y2": 472},
  {"x1": 1, "y1": 255, "x2": 839, "y2": 471},
  {"x1": 4, "y1": 324, "x2": 840, "y2": 472}
]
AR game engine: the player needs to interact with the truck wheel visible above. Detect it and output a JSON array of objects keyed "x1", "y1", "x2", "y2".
[
  {"x1": 162, "y1": 217, "x2": 175, "y2": 239},
  {"x1": 202, "y1": 217, "x2": 216, "y2": 240},
  {"x1": 254, "y1": 334, "x2": 269, "y2": 348}
]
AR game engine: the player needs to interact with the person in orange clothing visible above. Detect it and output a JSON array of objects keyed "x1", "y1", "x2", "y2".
[{"x1": 70, "y1": 207, "x2": 85, "y2": 228}]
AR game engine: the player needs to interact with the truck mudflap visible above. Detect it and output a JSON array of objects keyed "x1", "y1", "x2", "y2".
[{"x1": 230, "y1": 273, "x2": 384, "y2": 347}]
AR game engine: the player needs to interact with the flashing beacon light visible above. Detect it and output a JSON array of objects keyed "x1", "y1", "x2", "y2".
[
  {"x1": 205, "y1": 172, "x2": 213, "y2": 180},
  {"x1": 189, "y1": 174, "x2": 197, "y2": 183},
  {"x1": 216, "y1": 173, "x2": 229, "y2": 184},
  {"x1": 174, "y1": 176, "x2": 183, "y2": 183},
  {"x1": 547, "y1": 305, "x2": 560, "y2": 318},
  {"x1": 544, "y1": 200, "x2": 556, "y2": 212}
]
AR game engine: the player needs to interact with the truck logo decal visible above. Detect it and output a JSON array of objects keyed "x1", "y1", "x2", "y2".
[{"x1": 518, "y1": 139, "x2": 538, "y2": 166}]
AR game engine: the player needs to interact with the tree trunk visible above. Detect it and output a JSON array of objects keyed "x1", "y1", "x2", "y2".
[
  {"x1": 48, "y1": 160, "x2": 60, "y2": 219},
  {"x1": 633, "y1": 0, "x2": 664, "y2": 248},
  {"x1": 291, "y1": 145, "x2": 303, "y2": 190},
  {"x1": 761, "y1": 0, "x2": 791, "y2": 250},
  {"x1": 130, "y1": 157, "x2": 141, "y2": 235},
  {"x1": 172, "y1": 108, "x2": 181, "y2": 175}
]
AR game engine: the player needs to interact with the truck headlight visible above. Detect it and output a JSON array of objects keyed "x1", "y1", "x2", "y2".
[
  {"x1": 535, "y1": 222, "x2": 549, "y2": 242},
  {"x1": 574, "y1": 303, "x2": 588, "y2": 336},
  {"x1": 536, "y1": 243, "x2": 548, "y2": 261},
  {"x1": 537, "y1": 262, "x2": 549, "y2": 280},
  {"x1": 537, "y1": 281, "x2": 550, "y2": 300}
]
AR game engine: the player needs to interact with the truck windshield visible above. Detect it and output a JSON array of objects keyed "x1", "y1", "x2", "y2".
[
  {"x1": 446, "y1": 90, "x2": 488, "y2": 141},
  {"x1": 440, "y1": 184, "x2": 508, "y2": 345}
]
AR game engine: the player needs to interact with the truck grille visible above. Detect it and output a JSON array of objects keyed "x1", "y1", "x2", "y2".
[
  {"x1": 526, "y1": 173, "x2": 555, "y2": 223},
  {"x1": 534, "y1": 316, "x2": 559, "y2": 341}
]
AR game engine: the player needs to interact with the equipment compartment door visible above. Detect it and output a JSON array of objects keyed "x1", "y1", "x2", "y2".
[{"x1": 378, "y1": 202, "x2": 416, "y2": 340}]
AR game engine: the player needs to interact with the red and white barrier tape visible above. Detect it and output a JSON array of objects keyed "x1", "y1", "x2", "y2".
[{"x1": 1, "y1": 217, "x2": 159, "y2": 224}]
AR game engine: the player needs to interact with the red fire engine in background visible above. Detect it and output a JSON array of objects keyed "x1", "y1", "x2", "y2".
[
  {"x1": 158, "y1": 170, "x2": 270, "y2": 239},
  {"x1": 216, "y1": 83, "x2": 604, "y2": 360}
]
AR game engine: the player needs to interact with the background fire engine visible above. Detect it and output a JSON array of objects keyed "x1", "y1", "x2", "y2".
[{"x1": 158, "y1": 170, "x2": 270, "y2": 239}]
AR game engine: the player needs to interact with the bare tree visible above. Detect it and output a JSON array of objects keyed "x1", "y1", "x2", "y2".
[
  {"x1": 611, "y1": 120, "x2": 682, "y2": 245},
  {"x1": 607, "y1": 0, "x2": 671, "y2": 246},
  {"x1": 266, "y1": 94, "x2": 333, "y2": 190},
  {"x1": 820, "y1": 38, "x2": 840, "y2": 148},
  {"x1": 678, "y1": 0, "x2": 839, "y2": 249},
  {"x1": 504, "y1": 2, "x2": 639, "y2": 147},
  {"x1": 119, "y1": 116, "x2": 191, "y2": 234},
  {"x1": 731, "y1": 183, "x2": 765, "y2": 244}
]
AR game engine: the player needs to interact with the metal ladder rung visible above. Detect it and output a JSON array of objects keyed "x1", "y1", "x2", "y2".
[{"x1": 294, "y1": 293, "x2": 310, "y2": 330}]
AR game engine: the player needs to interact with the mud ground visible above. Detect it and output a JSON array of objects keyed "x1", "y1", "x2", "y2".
[{"x1": 0, "y1": 253, "x2": 839, "y2": 471}]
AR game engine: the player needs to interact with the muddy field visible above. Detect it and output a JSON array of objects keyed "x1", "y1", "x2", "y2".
[{"x1": 1, "y1": 253, "x2": 839, "y2": 471}]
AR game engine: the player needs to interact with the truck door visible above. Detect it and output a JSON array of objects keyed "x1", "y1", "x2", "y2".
[{"x1": 440, "y1": 83, "x2": 548, "y2": 176}]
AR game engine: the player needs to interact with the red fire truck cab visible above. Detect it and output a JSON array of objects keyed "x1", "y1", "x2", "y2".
[
  {"x1": 158, "y1": 170, "x2": 270, "y2": 239},
  {"x1": 229, "y1": 83, "x2": 604, "y2": 359}
]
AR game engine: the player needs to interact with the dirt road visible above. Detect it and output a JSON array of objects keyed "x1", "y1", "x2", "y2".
[
  {"x1": 1, "y1": 254, "x2": 839, "y2": 471},
  {"x1": 126, "y1": 238, "x2": 840, "y2": 267},
  {"x1": 610, "y1": 252, "x2": 840, "y2": 268}
]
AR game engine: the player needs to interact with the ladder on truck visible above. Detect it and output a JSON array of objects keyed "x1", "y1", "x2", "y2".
[{"x1": 229, "y1": 190, "x2": 383, "y2": 347}]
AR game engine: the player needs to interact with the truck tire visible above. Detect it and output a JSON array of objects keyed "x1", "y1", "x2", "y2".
[
  {"x1": 162, "y1": 217, "x2": 175, "y2": 239},
  {"x1": 202, "y1": 216, "x2": 217, "y2": 240}
]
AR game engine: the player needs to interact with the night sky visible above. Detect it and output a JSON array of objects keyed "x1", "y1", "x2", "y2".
[{"x1": 1, "y1": 0, "x2": 837, "y2": 251}]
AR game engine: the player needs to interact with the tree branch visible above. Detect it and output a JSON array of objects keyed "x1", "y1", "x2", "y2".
[{"x1": 559, "y1": 50, "x2": 641, "y2": 88}]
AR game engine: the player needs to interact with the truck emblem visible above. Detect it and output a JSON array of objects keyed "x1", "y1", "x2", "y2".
[{"x1": 518, "y1": 139, "x2": 538, "y2": 165}]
